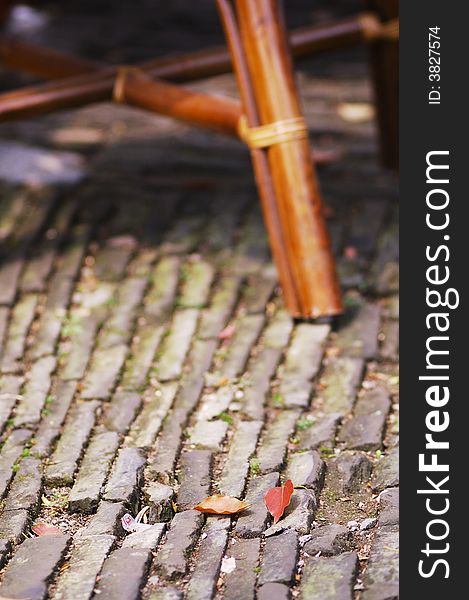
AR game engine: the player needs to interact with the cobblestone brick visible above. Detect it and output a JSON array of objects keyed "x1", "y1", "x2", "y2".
[
  {"x1": 378, "y1": 488, "x2": 399, "y2": 527},
  {"x1": 0, "y1": 428, "x2": 32, "y2": 498},
  {"x1": 178, "y1": 258, "x2": 215, "y2": 308},
  {"x1": 327, "y1": 452, "x2": 373, "y2": 495},
  {"x1": 259, "y1": 530, "x2": 298, "y2": 585},
  {"x1": 0, "y1": 508, "x2": 30, "y2": 543},
  {"x1": 156, "y1": 309, "x2": 199, "y2": 381},
  {"x1": 76, "y1": 500, "x2": 125, "y2": 537},
  {"x1": 362, "y1": 526, "x2": 399, "y2": 600},
  {"x1": 335, "y1": 300, "x2": 381, "y2": 359},
  {"x1": 219, "y1": 420, "x2": 262, "y2": 498},
  {"x1": 299, "y1": 552, "x2": 358, "y2": 600},
  {"x1": 122, "y1": 523, "x2": 166, "y2": 550},
  {"x1": 1, "y1": 293, "x2": 38, "y2": 373},
  {"x1": 373, "y1": 445, "x2": 399, "y2": 491},
  {"x1": 103, "y1": 390, "x2": 141, "y2": 434},
  {"x1": 264, "y1": 489, "x2": 316, "y2": 537},
  {"x1": 51, "y1": 534, "x2": 115, "y2": 600},
  {"x1": 189, "y1": 419, "x2": 228, "y2": 451},
  {"x1": 220, "y1": 314, "x2": 265, "y2": 379},
  {"x1": 186, "y1": 518, "x2": 229, "y2": 600},
  {"x1": 257, "y1": 410, "x2": 301, "y2": 474},
  {"x1": 285, "y1": 451, "x2": 325, "y2": 494},
  {"x1": 128, "y1": 383, "x2": 178, "y2": 449},
  {"x1": 144, "y1": 482, "x2": 175, "y2": 522},
  {"x1": 155, "y1": 510, "x2": 203, "y2": 580},
  {"x1": 94, "y1": 547, "x2": 151, "y2": 600},
  {"x1": 4, "y1": 456, "x2": 42, "y2": 512},
  {"x1": 104, "y1": 447, "x2": 145, "y2": 504},
  {"x1": 0, "y1": 534, "x2": 69, "y2": 600},
  {"x1": 14, "y1": 355, "x2": 56, "y2": 428},
  {"x1": 69, "y1": 429, "x2": 120, "y2": 513},
  {"x1": 303, "y1": 524, "x2": 352, "y2": 556},
  {"x1": 177, "y1": 449, "x2": 211, "y2": 510},
  {"x1": 46, "y1": 400, "x2": 99, "y2": 485},
  {"x1": 319, "y1": 357, "x2": 364, "y2": 415},
  {"x1": 81, "y1": 344, "x2": 127, "y2": 400},
  {"x1": 198, "y1": 275, "x2": 241, "y2": 339},
  {"x1": 297, "y1": 413, "x2": 342, "y2": 451},
  {"x1": 0, "y1": 374, "x2": 22, "y2": 433},
  {"x1": 224, "y1": 538, "x2": 260, "y2": 600}
]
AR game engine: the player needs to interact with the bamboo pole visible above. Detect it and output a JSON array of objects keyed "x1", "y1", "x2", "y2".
[
  {"x1": 216, "y1": 0, "x2": 301, "y2": 315},
  {"x1": 232, "y1": 0, "x2": 342, "y2": 318}
]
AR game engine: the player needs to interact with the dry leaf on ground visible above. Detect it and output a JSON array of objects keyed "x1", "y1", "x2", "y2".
[
  {"x1": 31, "y1": 522, "x2": 64, "y2": 536},
  {"x1": 194, "y1": 494, "x2": 249, "y2": 515},
  {"x1": 264, "y1": 479, "x2": 294, "y2": 524}
]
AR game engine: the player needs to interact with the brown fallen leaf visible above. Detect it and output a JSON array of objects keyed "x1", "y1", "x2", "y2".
[
  {"x1": 32, "y1": 522, "x2": 64, "y2": 536},
  {"x1": 264, "y1": 479, "x2": 294, "y2": 524},
  {"x1": 194, "y1": 494, "x2": 249, "y2": 515}
]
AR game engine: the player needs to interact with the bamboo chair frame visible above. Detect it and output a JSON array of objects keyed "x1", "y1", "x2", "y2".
[{"x1": 0, "y1": 0, "x2": 398, "y2": 318}]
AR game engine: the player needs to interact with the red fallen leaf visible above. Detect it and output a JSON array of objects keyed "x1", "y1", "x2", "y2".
[
  {"x1": 31, "y1": 522, "x2": 63, "y2": 536},
  {"x1": 218, "y1": 325, "x2": 235, "y2": 340},
  {"x1": 194, "y1": 495, "x2": 249, "y2": 515},
  {"x1": 264, "y1": 479, "x2": 294, "y2": 524},
  {"x1": 343, "y1": 245, "x2": 358, "y2": 259}
]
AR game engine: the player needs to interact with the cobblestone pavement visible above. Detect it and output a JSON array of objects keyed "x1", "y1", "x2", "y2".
[{"x1": 0, "y1": 1, "x2": 398, "y2": 599}]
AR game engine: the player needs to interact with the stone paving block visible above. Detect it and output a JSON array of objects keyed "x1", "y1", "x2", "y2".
[
  {"x1": 285, "y1": 451, "x2": 325, "y2": 495},
  {"x1": 147, "y1": 341, "x2": 217, "y2": 481},
  {"x1": 380, "y1": 319, "x2": 399, "y2": 362},
  {"x1": 335, "y1": 301, "x2": 381, "y2": 359},
  {"x1": 258, "y1": 583, "x2": 291, "y2": 600},
  {"x1": 121, "y1": 324, "x2": 165, "y2": 390},
  {"x1": 319, "y1": 357, "x2": 364, "y2": 415},
  {"x1": 219, "y1": 420, "x2": 263, "y2": 498},
  {"x1": 58, "y1": 312, "x2": 102, "y2": 381},
  {"x1": 81, "y1": 343, "x2": 127, "y2": 399},
  {"x1": 155, "y1": 510, "x2": 203, "y2": 580},
  {"x1": 259, "y1": 530, "x2": 298, "y2": 585},
  {"x1": 220, "y1": 314, "x2": 265, "y2": 379},
  {"x1": 224, "y1": 538, "x2": 260, "y2": 600},
  {"x1": 378, "y1": 488, "x2": 399, "y2": 527},
  {"x1": 0, "y1": 508, "x2": 30, "y2": 543},
  {"x1": 373, "y1": 445, "x2": 399, "y2": 491},
  {"x1": 103, "y1": 390, "x2": 142, "y2": 434},
  {"x1": 69, "y1": 429, "x2": 120, "y2": 513},
  {"x1": 0, "y1": 538, "x2": 11, "y2": 569},
  {"x1": 55, "y1": 223, "x2": 91, "y2": 280},
  {"x1": 94, "y1": 237, "x2": 136, "y2": 281},
  {"x1": 145, "y1": 256, "x2": 181, "y2": 320},
  {"x1": 122, "y1": 523, "x2": 166, "y2": 550},
  {"x1": 186, "y1": 518, "x2": 229, "y2": 600},
  {"x1": 264, "y1": 489, "x2": 316, "y2": 537},
  {"x1": 0, "y1": 534, "x2": 69, "y2": 600},
  {"x1": 362, "y1": 526, "x2": 399, "y2": 600},
  {"x1": 156, "y1": 309, "x2": 199, "y2": 381},
  {"x1": 298, "y1": 413, "x2": 342, "y2": 451},
  {"x1": 99, "y1": 277, "x2": 147, "y2": 349},
  {"x1": 242, "y1": 266, "x2": 277, "y2": 313},
  {"x1": 29, "y1": 275, "x2": 75, "y2": 360},
  {"x1": 198, "y1": 275, "x2": 241, "y2": 339},
  {"x1": 282, "y1": 323, "x2": 329, "y2": 381},
  {"x1": 128, "y1": 382, "x2": 178, "y2": 449},
  {"x1": 0, "y1": 428, "x2": 31, "y2": 499},
  {"x1": 0, "y1": 255, "x2": 23, "y2": 306},
  {"x1": 189, "y1": 419, "x2": 228, "y2": 451},
  {"x1": 236, "y1": 472, "x2": 279, "y2": 538},
  {"x1": 94, "y1": 547, "x2": 151, "y2": 600},
  {"x1": 104, "y1": 447, "x2": 145, "y2": 503},
  {"x1": 177, "y1": 449, "x2": 212, "y2": 510},
  {"x1": 262, "y1": 309, "x2": 294, "y2": 350},
  {"x1": 159, "y1": 215, "x2": 204, "y2": 256},
  {"x1": 51, "y1": 534, "x2": 115, "y2": 600},
  {"x1": 257, "y1": 410, "x2": 301, "y2": 474},
  {"x1": 197, "y1": 386, "x2": 233, "y2": 422},
  {"x1": 144, "y1": 482, "x2": 175, "y2": 522},
  {"x1": 178, "y1": 258, "x2": 215, "y2": 308},
  {"x1": 45, "y1": 400, "x2": 99, "y2": 486},
  {"x1": 0, "y1": 306, "x2": 8, "y2": 351},
  {"x1": 148, "y1": 589, "x2": 183, "y2": 600},
  {"x1": 327, "y1": 452, "x2": 373, "y2": 496},
  {"x1": 33, "y1": 379, "x2": 77, "y2": 458},
  {"x1": 1, "y1": 293, "x2": 37, "y2": 373},
  {"x1": 0, "y1": 374, "x2": 22, "y2": 433},
  {"x1": 243, "y1": 347, "x2": 282, "y2": 420},
  {"x1": 299, "y1": 551, "x2": 358, "y2": 600},
  {"x1": 14, "y1": 355, "x2": 56, "y2": 428},
  {"x1": 76, "y1": 501, "x2": 125, "y2": 538},
  {"x1": 338, "y1": 386, "x2": 391, "y2": 451},
  {"x1": 303, "y1": 524, "x2": 352, "y2": 556},
  {"x1": 4, "y1": 456, "x2": 42, "y2": 512}
]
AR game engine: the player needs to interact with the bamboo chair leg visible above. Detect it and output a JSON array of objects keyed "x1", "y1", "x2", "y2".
[
  {"x1": 218, "y1": 0, "x2": 342, "y2": 319},
  {"x1": 366, "y1": 0, "x2": 398, "y2": 169}
]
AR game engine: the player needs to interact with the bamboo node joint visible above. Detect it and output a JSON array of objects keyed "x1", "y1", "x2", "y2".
[{"x1": 238, "y1": 115, "x2": 309, "y2": 148}]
